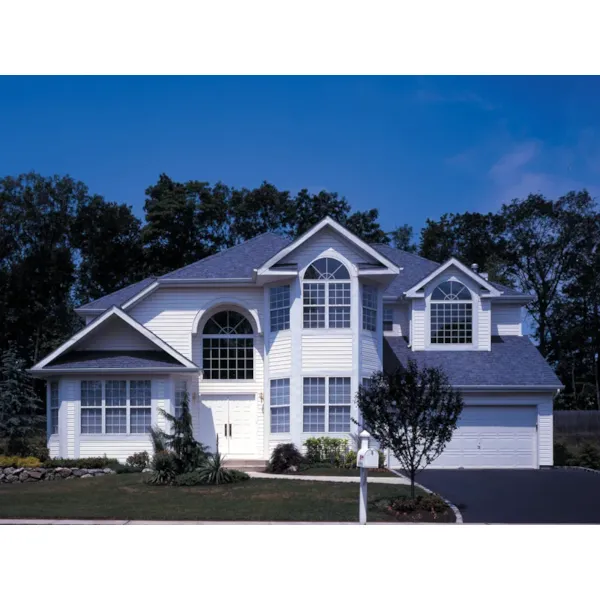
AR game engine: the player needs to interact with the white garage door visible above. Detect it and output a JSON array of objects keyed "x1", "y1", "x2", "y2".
[{"x1": 390, "y1": 405, "x2": 537, "y2": 469}]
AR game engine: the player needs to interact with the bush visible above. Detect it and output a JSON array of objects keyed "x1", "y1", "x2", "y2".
[
  {"x1": 266, "y1": 443, "x2": 305, "y2": 473},
  {"x1": 0, "y1": 455, "x2": 41, "y2": 468},
  {"x1": 341, "y1": 449, "x2": 357, "y2": 469},
  {"x1": 145, "y1": 450, "x2": 178, "y2": 485},
  {"x1": 173, "y1": 471, "x2": 207, "y2": 486},
  {"x1": 112, "y1": 464, "x2": 144, "y2": 474},
  {"x1": 384, "y1": 494, "x2": 450, "y2": 521},
  {"x1": 553, "y1": 441, "x2": 574, "y2": 466},
  {"x1": 228, "y1": 469, "x2": 250, "y2": 483},
  {"x1": 195, "y1": 453, "x2": 235, "y2": 485},
  {"x1": 126, "y1": 451, "x2": 150, "y2": 469},
  {"x1": 577, "y1": 442, "x2": 600, "y2": 470},
  {"x1": 174, "y1": 466, "x2": 249, "y2": 486},
  {"x1": 43, "y1": 456, "x2": 120, "y2": 469},
  {"x1": 304, "y1": 437, "x2": 348, "y2": 465}
]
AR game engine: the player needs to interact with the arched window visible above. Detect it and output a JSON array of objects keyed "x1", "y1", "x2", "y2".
[
  {"x1": 202, "y1": 311, "x2": 254, "y2": 379},
  {"x1": 303, "y1": 258, "x2": 351, "y2": 328},
  {"x1": 430, "y1": 281, "x2": 473, "y2": 344}
]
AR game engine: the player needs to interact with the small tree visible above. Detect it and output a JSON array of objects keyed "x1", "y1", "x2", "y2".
[
  {"x1": 0, "y1": 346, "x2": 45, "y2": 456},
  {"x1": 154, "y1": 391, "x2": 209, "y2": 472},
  {"x1": 356, "y1": 361, "x2": 464, "y2": 498}
]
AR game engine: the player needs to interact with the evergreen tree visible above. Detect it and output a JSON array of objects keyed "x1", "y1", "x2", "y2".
[{"x1": 0, "y1": 346, "x2": 45, "y2": 455}]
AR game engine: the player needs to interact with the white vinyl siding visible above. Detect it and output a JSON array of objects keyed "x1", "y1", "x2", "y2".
[
  {"x1": 538, "y1": 398, "x2": 553, "y2": 466},
  {"x1": 360, "y1": 333, "x2": 380, "y2": 375},
  {"x1": 79, "y1": 438, "x2": 154, "y2": 464},
  {"x1": 491, "y1": 304, "x2": 523, "y2": 336},
  {"x1": 130, "y1": 287, "x2": 264, "y2": 359},
  {"x1": 478, "y1": 297, "x2": 491, "y2": 350},
  {"x1": 267, "y1": 332, "x2": 291, "y2": 376},
  {"x1": 301, "y1": 335, "x2": 353, "y2": 371},
  {"x1": 78, "y1": 318, "x2": 157, "y2": 351},
  {"x1": 411, "y1": 298, "x2": 426, "y2": 350}
]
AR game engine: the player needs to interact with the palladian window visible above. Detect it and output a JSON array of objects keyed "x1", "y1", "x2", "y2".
[
  {"x1": 430, "y1": 281, "x2": 473, "y2": 344},
  {"x1": 202, "y1": 311, "x2": 254, "y2": 379},
  {"x1": 303, "y1": 258, "x2": 351, "y2": 329}
]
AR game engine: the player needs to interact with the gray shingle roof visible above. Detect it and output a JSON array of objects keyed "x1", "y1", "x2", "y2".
[
  {"x1": 77, "y1": 224, "x2": 528, "y2": 312},
  {"x1": 45, "y1": 351, "x2": 194, "y2": 370},
  {"x1": 372, "y1": 244, "x2": 530, "y2": 299},
  {"x1": 160, "y1": 232, "x2": 290, "y2": 280},
  {"x1": 383, "y1": 336, "x2": 562, "y2": 387}
]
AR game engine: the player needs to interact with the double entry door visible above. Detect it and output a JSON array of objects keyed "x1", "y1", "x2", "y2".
[{"x1": 196, "y1": 393, "x2": 256, "y2": 457}]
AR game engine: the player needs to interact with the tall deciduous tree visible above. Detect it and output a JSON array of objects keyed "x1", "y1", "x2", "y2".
[{"x1": 356, "y1": 362, "x2": 463, "y2": 498}]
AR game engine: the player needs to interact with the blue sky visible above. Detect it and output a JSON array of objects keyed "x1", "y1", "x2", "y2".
[{"x1": 1, "y1": 76, "x2": 599, "y2": 236}]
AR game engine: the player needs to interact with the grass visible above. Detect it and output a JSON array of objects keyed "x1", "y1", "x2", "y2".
[{"x1": 0, "y1": 473, "x2": 453, "y2": 522}]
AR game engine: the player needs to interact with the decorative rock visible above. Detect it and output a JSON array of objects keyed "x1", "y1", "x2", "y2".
[
  {"x1": 19, "y1": 471, "x2": 29, "y2": 481},
  {"x1": 0, "y1": 473, "x2": 5, "y2": 481},
  {"x1": 13, "y1": 468, "x2": 24, "y2": 475},
  {"x1": 28, "y1": 470, "x2": 43, "y2": 480},
  {"x1": 3, "y1": 467, "x2": 14, "y2": 475},
  {"x1": 103, "y1": 468, "x2": 113, "y2": 474},
  {"x1": 81, "y1": 473, "x2": 93, "y2": 479},
  {"x1": 5, "y1": 475, "x2": 17, "y2": 483},
  {"x1": 142, "y1": 468, "x2": 153, "y2": 473},
  {"x1": 72, "y1": 469, "x2": 86, "y2": 477}
]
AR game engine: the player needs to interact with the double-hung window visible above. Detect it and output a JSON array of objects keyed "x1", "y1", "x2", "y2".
[
  {"x1": 302, "y1": 376, "x2": 352, "y2": 433},
  {"x1": 270, "y1": 285, "x2": 290, "y2": 332},
  {"x1": 430, "y1": 281, "x2": 473, "y2": 344},
  {"x1": 174, "y1": 379, "x2": 187, "y2": 419},
  {"x1": 50, "y1": 381, "x2": 59, "y2": 435},
  {"x1": 362, "y1": 285, "x2": 377, "y2": 331},
  {"x1": 383, "y1": 307, "x2": 394, "y2": 332},
  {"x1": 80, "y1": 380, "x2": 152, "y2": 434},
  {"x1": 303, "y1": 258, "x2": 351, "y2": 329},
  {"x1": 270, "y1": 378, "x2": 290, "y2": 433}
]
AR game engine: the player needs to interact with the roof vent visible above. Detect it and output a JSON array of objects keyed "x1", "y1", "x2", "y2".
[{"x1": 471, "y1": 263, "x2": 479, "y2": 273}]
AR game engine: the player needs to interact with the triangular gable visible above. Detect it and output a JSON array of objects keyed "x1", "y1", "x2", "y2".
[
  {"x1": 31, "y1": 306, "x2": 197, "y2": 371},
  {"x1": 258, "y1": 217, "x2": 399, "y2": 275},
  {"x1": 404, "y1": 258, "x2": 501, "y2": 298}
]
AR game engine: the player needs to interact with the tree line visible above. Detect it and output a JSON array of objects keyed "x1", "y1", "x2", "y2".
[{"x1": 1, "y1": 172, "x2": 599, "y2": 409}]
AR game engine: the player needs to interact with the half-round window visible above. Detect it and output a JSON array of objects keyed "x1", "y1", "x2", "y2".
[
  {"x1": 202, "y1": 311, "x2": 254, "y2": 379},
  {"x1": 303, "y1": 258, "x2": 351, "y2": 328},
  {"x1": 430, "y1": 281, "x2": 473, "y2": 344},
  {"x1": 304, "y1": 257, "x2": 350, "y2": 280}
]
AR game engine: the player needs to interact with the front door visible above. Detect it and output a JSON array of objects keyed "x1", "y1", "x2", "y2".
[{"x1": 196, "y1": 393, "x2": 257, "y2": 457}]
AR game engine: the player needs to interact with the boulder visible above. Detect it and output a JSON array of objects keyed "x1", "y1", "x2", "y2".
[
  {"x1": 3, "y1": 467, "x2": 14, "y2": 475},
  {"x1": 28, "y1": 470, "x2": 43, "y2": 480},
  {"x1": 13, "y1": 468, "x2": 24, "y2": 475},
  {"x1": 19, "y1": 471, "x2": 29, "y2": 481},
  {"x1": 0, "y1": 473, "x2": 5, "y2": 482},
  {"x1": 81, "y1": 473, "x2": 93, "y2": 479},
  {"x1": 5, "y1": 474, "x2": 17, "y2": 483},
  {"x1": 60, "y1": 468, "x2": 72, "y2": 477},
  {"x1": 142, "y1": 468, "x2": 153, "y2": 473},
  {"x1": 72, "y1": 469, "x2": 85, "y2": 477}
]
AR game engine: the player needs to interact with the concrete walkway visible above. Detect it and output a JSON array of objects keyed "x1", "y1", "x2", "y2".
[{"x1": 247, "y1": 470, "x2": 411, "y2": 484}]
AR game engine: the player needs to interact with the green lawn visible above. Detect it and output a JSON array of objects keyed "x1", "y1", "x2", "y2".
[{"x1": 0, "y1": 473, "x2": 451, "y2": 522}]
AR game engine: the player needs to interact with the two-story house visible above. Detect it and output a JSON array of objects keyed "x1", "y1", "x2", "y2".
[{"x1": 30, "y1": 217, "x2": 562, "y2": 469}]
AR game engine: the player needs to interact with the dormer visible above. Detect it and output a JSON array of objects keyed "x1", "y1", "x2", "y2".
[{"x1": 404, "y1": 258, "x2": 501, "y2": 352}]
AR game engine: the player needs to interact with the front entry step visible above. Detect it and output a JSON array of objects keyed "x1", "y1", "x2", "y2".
[{"x1": 224, "y1": 459, "x2": 267, "y2": 472}]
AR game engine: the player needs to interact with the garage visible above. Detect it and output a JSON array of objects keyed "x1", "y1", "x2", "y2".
[{"x1": 389, "y1": 405, "x2": 538, "y2": 469}]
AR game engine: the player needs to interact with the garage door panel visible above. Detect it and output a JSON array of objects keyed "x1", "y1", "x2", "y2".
[{"x1": 390, "y1": 405, "x2": 537, "y2": 469}]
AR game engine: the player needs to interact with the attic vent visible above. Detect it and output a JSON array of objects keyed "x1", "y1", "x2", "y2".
[{"x1": 471, "y1": 263, "x2": 479, "y2": 273}]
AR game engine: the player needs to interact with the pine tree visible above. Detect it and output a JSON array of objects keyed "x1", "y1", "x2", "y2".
[
  {"x1": 0, "y1": 346, "x2": 45, "y2": 455},
  {"x1": 156, "y1": 392, "x2": 210, "y2": 472}
]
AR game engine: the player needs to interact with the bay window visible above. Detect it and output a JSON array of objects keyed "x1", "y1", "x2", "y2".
[
  {"x1": 302, "y1": 376, "x2": 352, "y2": 433},
  {"x1": 270, "y1": 378, "x2": 290, "y2": 433}
]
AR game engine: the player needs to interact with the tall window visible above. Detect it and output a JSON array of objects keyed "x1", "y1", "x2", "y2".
[
  {"x1": 303, "y1": 376, "x2": 351, "y2": 433},
  {"x1": 303, "y1": 258, "x2": 351, "y2": 328},
  {"x1": 362, "y1": 285, "x2": 377, "y2": 331},
  {"x1": 80, "y1": 380, "x2": 152, "y2": 434},
  {"x1": 270, "y1": 285, "x2": 290, "y2": 332},
  {"x1": 383, "y1": 307, "x2": 394, "y2": 331},
  {"x1": 174, "y1": 379, "x2": 187, "y2": 418},
  {"x1": 270, "y1": 378, "x2": 290, "y2": 433},
  {"x1": 50, "y1": 381, "x2": 59, "y2": 435},
  {"x1": 202, "y1": 310, "x2": 254, "y2": 379},
  {"x1": 430, "y1": 281, "x2": 473, "y2": 344}
]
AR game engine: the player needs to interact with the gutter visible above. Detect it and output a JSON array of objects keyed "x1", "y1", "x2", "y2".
[{"x1": 28, "y1": 367, "x2": 199, "y2": 377}]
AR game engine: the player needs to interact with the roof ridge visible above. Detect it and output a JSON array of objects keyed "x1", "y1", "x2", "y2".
[{"x1": 159, "y1": 231, "x2": 290, "y2": 279}]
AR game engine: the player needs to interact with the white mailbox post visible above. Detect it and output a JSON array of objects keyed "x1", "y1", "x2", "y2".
[{"x1": 357, "y1": 430, "x2": 378, "y2": 524}]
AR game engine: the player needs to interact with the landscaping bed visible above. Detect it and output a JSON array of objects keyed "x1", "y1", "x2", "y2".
[{"x1": 0, "y1": 473, "x2": 454, "y2": 522}]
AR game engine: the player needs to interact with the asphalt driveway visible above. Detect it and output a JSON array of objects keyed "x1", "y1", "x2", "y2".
[{"x1": 416, "y1": 468, "x2": 600, "y2": 523}]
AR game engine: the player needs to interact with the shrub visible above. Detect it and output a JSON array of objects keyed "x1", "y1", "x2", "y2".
[
  {"x1": 304, "y1": 437, "x2": 348, "y2": 465},
  {"x1": 174, "y1": 466, "x2": 249, "y2": 486},
  {"x1": 112, "y1": 464, "x2": 144, "y2": 474},
  {"x1": 43, "y1": 456, "x2": 119, "y2": 469},
  {"x1": 174, "y1": 471, "x2": 207, "y2": 486},
  {"x1": 228, "y1": 469, "x2": 250, "y2": 483},
  {"x1": 126, "y1": 451, "x2": 150, "y2": 469},
  {"x1": 577, "y1": 442, "x2": 600, "y2": 470},
  {"x1": 0, "y1": 455, "x2": 41, "y2": 468},
  {"x1": 378, "y1": 450, "x2": 386, "y2": 469},
  {"x1": 553, "y1": 441, "x2": 574, "y2": 466},
  {"x1": 385, "y1": 494, "x2": 450, "y2": 521},
  {"x1": 341, "y1": 449, "x2": 357, "y2": 469},
  {"x1": 195, "y1": 453, "x2": 234, "y2": 485},
  {"x1": 266, "y1": 443, "x2": 305, "y2": 473},
  {"x1": 145, "y1": 450, "x2": 177, "y2": 485}
]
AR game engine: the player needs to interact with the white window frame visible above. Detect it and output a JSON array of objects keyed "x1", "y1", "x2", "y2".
[
  {"x1": 362, "y1": 285, "x2": 378, "y2": 332},
  {"x1": 429, "y1": 280, "x2": 474, "y2": 346},
  {"x1": 50, "y1": 381, "x2": 59, "y2": 435},
  {"x1": 80, "y1": 379, "x2": 152, "y2": 435},
  {"x1": 303, "y1": 281, "x2": 351, "y2": 329},
  {"x1": 302, "y1": 376, "x2": 352, "y2": 433},
  {"x1": 270, "y1": 285, "x2": 291, "y2": 332},
  {"x1": 270, "y1": 378, "x2": 290, "y2": 434}
]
